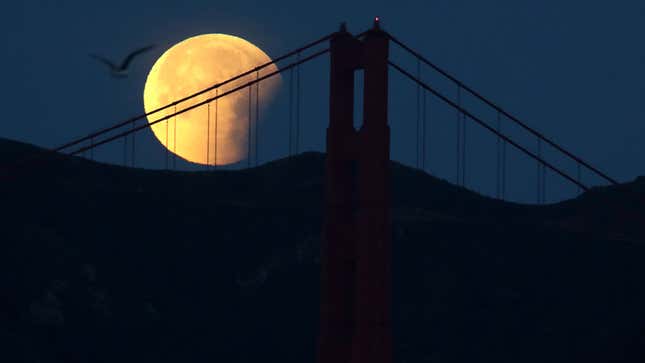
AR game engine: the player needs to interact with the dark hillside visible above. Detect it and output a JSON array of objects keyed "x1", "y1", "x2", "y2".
[{"x1": 1, "y1": 137, "x2": 644, "y2": 363}]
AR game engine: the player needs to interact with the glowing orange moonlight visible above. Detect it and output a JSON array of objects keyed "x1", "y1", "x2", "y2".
[{"x1": 143, "y1": 34, "x2": 281, "y2": 165}]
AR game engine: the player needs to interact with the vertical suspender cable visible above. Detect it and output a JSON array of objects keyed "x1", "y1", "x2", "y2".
[
  {"x1": 537, "y1": 138, "x2": 542, "y2": 204},
  {"x1": 256, "y1": 71, "x2": 260, "y2": 166},
  {"x1": 502, "y1": 126, "x2": 507, "y2": 199},
  {"x1": 577, "y1": 163, "x2": 582, "y2": 194},
  {"x1": 131, "y1": 120, "x2": 136, "y2": 167},
  {"x1": 214, "y1": 89, "x2": 218, "y2": 169},
  {"x1": 456, "y1": 85, "x2": 462, "y2": 185},
  {"x1": 296, "y1": 51, "x2": 301, "y2": 155},
  {"x1": 502, "y1": 133, "x2": 507, "y2": 199},
  {"x1": 422, "y1": 89, "x2": 427, "y2": 171},
  {"x1": 173, "y1": 104, "x2": 177, "y2": 170},
  {"x1": 123, "y1": 126, "x2": 128, "y2": 166},
  {"x1": 207, "y1": 102, "x2": 210, "y2": 166},
  {"x1": 462, "y1": 112, "x2": 466, "y2": 187},
  {"x1": 500, "y1": 111, "x2": 507, "y2": 199},
  {"x1": 289, "y1": 67, "x2": 294, "y2": 157},
  {"x1": 248, "y1": 85, "x2": 252, "y2": 168},
  {"x1": 461, "y1": 100, "x2": 466, "y2": 187},
  {"x1": 165, "y1": 112, "x2": 169, "y2": 170},
  {"x1": 496, "y1": 112, "x2": 501, "y2": 199},
  {"x1": 542, "y1": 149, "x2": 547, "y2": 203},
  {"x1": 416, "y1": 59, "x2": 421, "y2": 169}
]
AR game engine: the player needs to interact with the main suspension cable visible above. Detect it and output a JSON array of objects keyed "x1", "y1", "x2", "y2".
[
  {"x1": 386, "y1": 32, "x2": 617, "y2": 186},
  {"x1": 389, "y1": 60, "x2": 588, "y2": 191},
  {"x1": 54, "y1": 32, "x2": 335, "y2": 154},
  {"x1": 67, "y1": 48, "x2": 330, "y2": 157}
]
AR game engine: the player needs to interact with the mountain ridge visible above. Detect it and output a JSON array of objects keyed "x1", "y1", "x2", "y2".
[
  {"x1": 2, "y1": 136, "x2": 642, "y2": 241},
  {"x1": 1, "y1": 136, "x2": 645, "y2": 362}
]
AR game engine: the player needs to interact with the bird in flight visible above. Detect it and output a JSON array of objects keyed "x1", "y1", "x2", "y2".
[{"x1": 90, "y1": 45, "x2": 156, "y2": 78}]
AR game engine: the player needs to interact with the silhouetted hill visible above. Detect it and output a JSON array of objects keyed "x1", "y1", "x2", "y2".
[{"x1": 1, "y1": 137, "x2": 644, "y2": 363}]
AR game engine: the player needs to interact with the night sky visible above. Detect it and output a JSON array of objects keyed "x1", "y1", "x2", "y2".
[{"x1": 2, "y1": 0, "x2": 644, "y2": 203}]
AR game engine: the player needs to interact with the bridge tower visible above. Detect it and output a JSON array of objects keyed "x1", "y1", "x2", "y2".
[{"x1": 319, "y1": 20, "x2": 391, "y2": 363}]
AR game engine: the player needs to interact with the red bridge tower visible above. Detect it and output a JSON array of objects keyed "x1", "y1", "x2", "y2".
[{"x1": 319, "y1": 20, "x2": 391, "y2": 363}]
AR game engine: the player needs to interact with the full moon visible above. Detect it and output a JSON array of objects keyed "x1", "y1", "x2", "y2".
[{"x1": 143, "y1": 34, "x2": 281, "y2": 166}]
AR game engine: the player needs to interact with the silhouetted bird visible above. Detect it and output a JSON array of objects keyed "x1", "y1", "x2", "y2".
[{"x1": 90, "y1": 45, "x2": 155, "y2": 78}]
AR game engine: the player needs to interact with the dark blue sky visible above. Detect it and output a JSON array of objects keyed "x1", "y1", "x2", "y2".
[{"x1": 2, "y1": 0, "x2": 644, "y2": 203}]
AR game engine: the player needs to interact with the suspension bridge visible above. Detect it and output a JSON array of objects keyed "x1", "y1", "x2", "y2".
[
  {"x1": 38, "y1": 22, "x2": 615, "y2": 203},
  {"x1": 4, "y1": 19, "x2": 619, "y2": 363}
]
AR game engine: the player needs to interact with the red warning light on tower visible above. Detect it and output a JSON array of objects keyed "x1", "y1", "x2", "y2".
[{"x1": 374, "y1": 16, "x2": 381, "y2": 29}]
